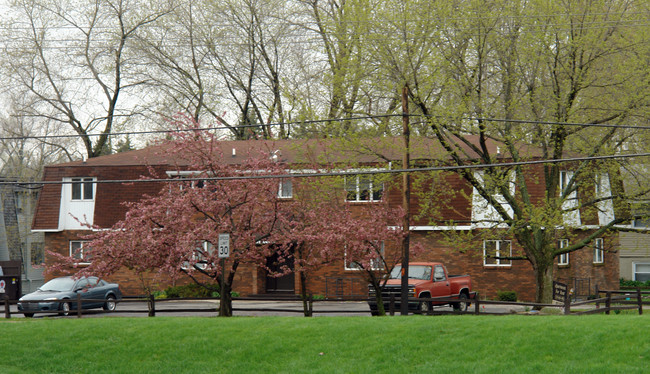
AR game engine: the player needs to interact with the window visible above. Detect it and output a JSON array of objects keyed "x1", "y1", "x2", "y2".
[
  {"x1": 433, "y1": 265, "x2": 446, "y2": 281},
  {"x1": 345, "y1": 242, "x2": 384, "y2": 270},
  {"x1": 633, "y1": 216, "x2": 650, "y2": 228},
  {"x1": 483, "y1": 240, "x2": 512, "y2": 266},
  {"x1": 345, "y1": 175, "x2": 383, "y2": 202},
  {"x1": 558, "y1": 239, "x2": 569, "y2": 266},
  {"x1": 183, "y1": 241, "x2": 214, "y2": 270},
  {"x1": 593, "y1": 238, "x2": 604, "y2": 264},
  {"x1": 278, "y1": 179, "x2": 293, "y2": 199},
  {"x1": 634, "y1": 263, "x2": 650, "y2": 281},
  {"x1": 70, "y1": 241, "x2": 91, "y2": 262},
  {"x1": 559, "y1": 171, "x2": 571, "y2": 193},
  {"x1": 71, "y1": 178, "x2": 95, "y2": 200}
]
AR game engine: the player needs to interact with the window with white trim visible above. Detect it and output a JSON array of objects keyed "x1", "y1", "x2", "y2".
[
  {"x1": 345, "y1": 175, "x2": 383, "y2": 202},
  {"x1": 183, "y1": 241, "x2": 214, "y2": 270},
  {"x1": 634, "y1": 263, "x2": 650, "y2": 281},
  {"x1": 71, "y1": 178, "x2": 95, "y2": 201},
  {"x1": 278, "y1": 179, "x2": 293, "y2": 199},
  {"x1": 593, "y1": 238, "x2": 604, "y2": 264},
  {"x1": 483, "y1": 240, "x2": 512, "y2": 266},
  {"x1": 70, "y1": 240, "x2": 91, "y2": 262},
  {"x1": 559, "y1": 171, "x2": 571, "y2": 193},
  {"x1": 345, "y1": 242, "x2": 384, "y2": 270},
  {"x1": 558, "y1": 239, "x2": 569, "y2": 266}
]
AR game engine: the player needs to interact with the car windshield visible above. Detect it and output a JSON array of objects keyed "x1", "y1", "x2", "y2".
[
  {"x1": 389, "y1": 265, "x2": 432, "y2": 280},
  {"x1": 39, "y1": 278, "x2": 76, "y2": 292}
]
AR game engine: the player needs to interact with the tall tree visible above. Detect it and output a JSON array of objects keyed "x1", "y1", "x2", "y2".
[
  {"x1": 137, "y1": 0, "x2": 295, "y2": 140},
  {"x1": 3, "y1": 0, "x2": 172, "y2": 158},
  {"x1": 370, "y1": 0, "x2": 650, "y2": 304}
]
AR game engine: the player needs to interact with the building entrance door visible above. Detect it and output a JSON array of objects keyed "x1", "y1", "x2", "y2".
[{"x1": 265, "y1": 253, "x2": 295, "y2": 293}]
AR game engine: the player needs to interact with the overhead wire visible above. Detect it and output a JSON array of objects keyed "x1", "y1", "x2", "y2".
[
  {"x1": 2, "y1": 114, "x2": 649, "y2": 142},
  {"x1": 3, "y1": 151, "x2": 649, "y2": 188}
]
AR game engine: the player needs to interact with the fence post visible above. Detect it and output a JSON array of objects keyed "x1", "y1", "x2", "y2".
[
  {"x1": 4, "y1": 295, "x2": 10, "y2": 319},
  {"x1": 564, "y1": 289, "x2": 571, "y2": 315},
  {"x1": 474, "y1": 298, "x2": 480, "y2": 315},
  {"x1": 595, "y1": 284, "x2": 600, "y2": 309},
  {"x1": 605, "y1": 291, "x2": 611, "y2": 315},
  {"x1": 637, "y1": 288, "x2": 643, "y2": 315},
  {"x1": 308, "y1": 294, "x2": 313, "y2": 317},
  {"x1": 76, "y1": 293, "x2": 82, "y2": 318},
  {"x1": 148, "y1": 294, "x2": 156, "y2": 317},
  {"x1": 389, "y1": 294, "x2": 395, "y2": 316}
]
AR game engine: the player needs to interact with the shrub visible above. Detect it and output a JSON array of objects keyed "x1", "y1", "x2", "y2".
[
  {"x1": 497, "y1": 290, "x2": 517, "y2": 302},
  {"x1": 164, "y1": 283, "x2": 220, "y2": 298},
  {"x1": 620, "y1": 278, "x2": 650, "y2": 289}
]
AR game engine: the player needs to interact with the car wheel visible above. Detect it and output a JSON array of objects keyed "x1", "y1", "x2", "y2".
[
  {"x1": 454, "y1": 293, "x2": 469, "y2": 312},
  {"x1": 60, "y1": 301, "x2": 71, "y2": 316},
  {"x1": 23, "y1": 313, "x2": 34, "y2": 318},
  {"x1": 418, "y1": 297, "x2": 432, "y2": 314},
  {"x1": 103, "y1": 295, "x2": 117, "y2": 311}
]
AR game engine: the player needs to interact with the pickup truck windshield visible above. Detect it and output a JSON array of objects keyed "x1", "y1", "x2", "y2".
[{"x1": 389, "y1": 265, "x2": 432, "y2": 280}]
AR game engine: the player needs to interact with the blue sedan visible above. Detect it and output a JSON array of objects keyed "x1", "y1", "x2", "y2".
[{"x1": 18, "y1": 276, "x2": 122, "y2": 317}]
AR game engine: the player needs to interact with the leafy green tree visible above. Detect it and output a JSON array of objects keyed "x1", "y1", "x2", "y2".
[{"x1": 369, "y1": 0, "x2": 650, "y2": 304}]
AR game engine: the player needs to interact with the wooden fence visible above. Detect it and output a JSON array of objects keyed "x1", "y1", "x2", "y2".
[{"x1": 3, "y1": 288, "x2": 649, "y2": 318}]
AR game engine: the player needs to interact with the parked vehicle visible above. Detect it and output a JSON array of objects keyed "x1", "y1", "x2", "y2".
[
  {"x1": 18, "y1": 276, "x2": 122, "y2": 317},
  {"x1": 368, "y1": 262, "x2": 474, "y2": 314}
]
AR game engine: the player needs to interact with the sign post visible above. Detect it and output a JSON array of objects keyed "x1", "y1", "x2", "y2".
[{"x1": 218, "y1": 234, "x2": 230, "y2": 316}]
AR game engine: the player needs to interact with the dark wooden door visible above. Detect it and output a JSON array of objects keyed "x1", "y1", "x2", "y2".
[{"x1": 266, "y1": 253, "x2": 295, "y2": 293}]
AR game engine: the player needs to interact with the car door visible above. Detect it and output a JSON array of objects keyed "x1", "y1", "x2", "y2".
[
  {"x1": 430, "y1": 265, "x2": 451, "y2": 299},
  {"x1": 73, "y1": 278, "x2": 91, "y2": 309},
  {"x1": 85, "y1": 277, "x2": 105, "y2": 308}
]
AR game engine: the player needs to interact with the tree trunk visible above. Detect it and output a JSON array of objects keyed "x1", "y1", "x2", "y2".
[
  {"x1": 370, "y1": 279, "x2": 386, "y2": 316},
  {"x1": 299, "y1": 271, "x2": 312, "y2": 317},
  {"x1": 534, "y1": 261, "x2": 554, "y2": 308},
  {"x1": 219, "y1": 281, "x2": 232, "y2": 317}
]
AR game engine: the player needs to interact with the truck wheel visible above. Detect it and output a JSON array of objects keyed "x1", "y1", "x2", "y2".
[
  {"x1": 454, "y1": 293, "x2": 469, "y2": 312},
  {"x1": 418, "y1": 298, "x2": 432, "y2": 314}
]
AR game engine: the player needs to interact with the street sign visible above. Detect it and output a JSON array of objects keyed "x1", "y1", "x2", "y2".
[
  {"x1": 218, "y1": 234, "x2": 230, "y2": 258},
  {"x1": 553, "y1": 281, "x2": 568, "y2": 302}
]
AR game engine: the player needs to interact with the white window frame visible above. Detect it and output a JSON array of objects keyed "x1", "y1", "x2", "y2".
[
  {"x1": 345, "y1": 174, "x2": 383, "y2": 202},
  {"x1": 183, "y1": 241, "x2": 214, "y2": 270},
  {"x1": 70, "y1": 177, "x2": 95, "y2": 201},
  {"x1": 559, "y1": 170, "x2": 581, "y2": 225},
  {"x1": 633, "y1": 263, "x2": 650, "y2": 281},
  {"x1": 70, "y1": 240, "x2": 91, "y2": 263},
  {"x1": 483, "y1": 240, "x2": 512, "y2": 267},
  {"x1": 344, "y1": 242, "x2": 384, "y2": 271},
  {"x1": 593, "y1": 238, "x2": 604, "y2": 264},
  {"x1": 558, "y1": 239, "x2": 569, "y2": 266},
  {"x1": 278, "y1": 179, "x2": 293, "y2": 199}
]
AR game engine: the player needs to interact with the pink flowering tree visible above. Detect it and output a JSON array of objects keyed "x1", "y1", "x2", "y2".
[
  {"x1": 341, "y1": 201, "x2": 424, "y2": 316},
  {"x1": 267, "y1": 175, "x2": 349, "y2": 316},
  {"x1": 49, "y1": 118, "x2": 291, "y2": 316}
]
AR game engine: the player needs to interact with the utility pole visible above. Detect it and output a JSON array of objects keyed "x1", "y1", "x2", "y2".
[{"x1": 400, "y1": 85, "x2": 411, "y2": 316}]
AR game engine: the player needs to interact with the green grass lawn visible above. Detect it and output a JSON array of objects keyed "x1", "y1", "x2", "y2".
[{"x1": 1, "y1": 315, "x2": 648, "y2": 373}]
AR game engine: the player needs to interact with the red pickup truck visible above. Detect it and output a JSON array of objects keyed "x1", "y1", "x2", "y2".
[{"x1": 368, "y1": 262, "x2": 474, "y2": 314}]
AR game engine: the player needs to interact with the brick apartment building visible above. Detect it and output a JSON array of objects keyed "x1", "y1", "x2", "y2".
[{"x1": 31, "y1": 137, "x2": 620, "y2": 300}]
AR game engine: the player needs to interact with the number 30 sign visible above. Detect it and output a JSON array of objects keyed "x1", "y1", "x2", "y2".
[{"x1": 218, "y1": 234, "x2": 230, "y2": 258}]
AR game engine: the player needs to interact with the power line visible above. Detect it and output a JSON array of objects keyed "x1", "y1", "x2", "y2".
[
  {"x1": 2, "y1": 114, "x2": 649, "y2": 142},
  {"x1": 5, "y1": 151, "x2": 649, "y2": 188}
]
